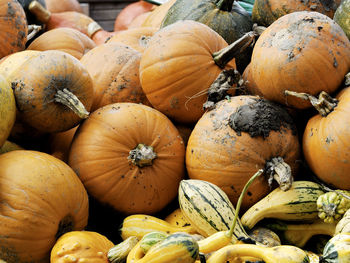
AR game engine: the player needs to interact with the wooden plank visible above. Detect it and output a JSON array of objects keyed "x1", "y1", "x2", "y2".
[
  {"x1": 96, "y1": 20, "x2": 115, "y2": 31},
  {"x1": 90, "y1": 9, "x2": 121, "y2": 20},
  {"x1": 89, "y1": 2, "x2": 130, "y2": 10}
]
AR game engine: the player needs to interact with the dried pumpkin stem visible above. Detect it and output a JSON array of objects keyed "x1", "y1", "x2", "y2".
[
  {"x1": 28, "y1": 0, "x2": 51, "y2": 23},
  {"x1": 128, "y1": 144, "x2": 157, "y2": 168},
  {"x1": 265, "y1": 157, "x2": 293, "y2": 191},
  {"x1": 27, "y1": 25, "x2": 42, "y2": 41},
  {"x1": 87, "y1": 21, "x2": 103, "y2": 38},
  {"x1": 139, "y1": 35, "x2": 152, "y2": 48},
  {"x1": 284, "y1": 90, "x2": 338, "y2": 117},
  {"x1": 54, "y1": 88, "x2": 90, "y2": 119},
  {"x1": 215, "y1": 0, "x2": 234, "y2": 12}
]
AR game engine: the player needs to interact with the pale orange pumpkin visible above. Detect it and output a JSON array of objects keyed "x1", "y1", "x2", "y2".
[
  {"x1": 45, "y1": 0, "x2": 83, "y2": 13},
  {"x1": 0, "y1": 150, "x2": 89, "y2": 263},
  {"x1": 141, "y1": 0, "x2": 176, "y2": 28},
  {"x1": 69, "y1": 103, "x2": 185, "y2": 215}
]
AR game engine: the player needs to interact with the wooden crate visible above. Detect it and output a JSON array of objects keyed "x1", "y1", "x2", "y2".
[{"x1": 79, "y1": 0, "x2": 138, "y2": 31}]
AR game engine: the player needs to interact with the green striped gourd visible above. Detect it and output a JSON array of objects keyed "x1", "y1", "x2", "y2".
[{"x1": 320, "y1": 232, "x2": 350, "y2": 263}]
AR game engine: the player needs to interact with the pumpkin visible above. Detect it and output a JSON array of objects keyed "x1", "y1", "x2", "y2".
[
  {"x1": 248, "y1": 11, "x2": 350, "y2": 109},
  {"x1": 186, "y1": 96, "x2": 300, "y2": 210},
  {"x1": 242, "y1": 63, "x2": 262, "y2": 96},
  {"x1": 107, "y1": 27, "x2": 158, "y2": 53},
  {"x1": 27, "y1": 27, "x2": 96, "y2": 59},
  {"x1": 45, "y1": 0, "x2": 83, "y2": 13},
  {"x1": 51, "y1": 231, "x2": 114, "y2": 263},
  {"x1": 0, "y1": 76, "x2": 16, "y2": 148},
  {"x1": 68, "y1": 103, "x2": 185, "y2": 215},
  {"x1": 17, "y1": 0, "x2": 46, "y2": 25},
  {"x1": 0, "y1": 140, "x2": 23, "y2": 154},
  {"x1": 302, "y1": 87, "x2": 350, "y2": 190},
  {"x1": 140, "y1": 20, "x2": 239, "y2": 124},
  {"x1": 252, "y1": 0, "x2": 342, "y2": 27},
  {"x1": 141, "y1": 0, "x2": 176, "y2": 28},
  {"x1": 0, "y1": 150, "x2": 89, "y2": 263},
  {"x1": 81, "y1": 43, "x2": 150, "y2": 112},
  {"x1": 128, "y1": 11, "x2": 153, "y2": 28},
  {"x1": 8, "y1": 50, "x2": 93, "y2": 133},
  {"x1": 334, "y1": 0, "x2": 350, "y2": 39},
  {"x1": 48, "y1": 126, "x2": 78, "y2": 162},
  {"x1": 0, "y1": 0, "x2": 27, "y2": 59},
  {"x1": 88, "y1": 24, "x2": 116, "y2": 45},
  {"x1": 114, "y1": 0, "x2": 155, "y2": 31}
]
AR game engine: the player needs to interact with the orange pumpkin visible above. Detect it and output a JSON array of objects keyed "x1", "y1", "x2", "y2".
[
  {"x1": 45, "y1": 0, "x2": 83, "y2": 13},
  {"x1": 88, "y1": 26, "x2": 116, "y2": 45},
  {"x1": 0, "y1": 0, "x2": 27, "y2": 59},
  {"x1": 186, "y1": 96, "x2": 300, "y2": 210},
  {"x1": 49, "y1": 126, "x2": 78, "y2": 163},
  {"x1": 248, "y1": 11, "x2": 350, "y2": 109},
  {"x1": 51, "y1": 231, "x2": 114, "y2": 263},
  {"x1": 107, "y1": 27, "x2": 158, "y2": 53},
  {"x1": 69, "y1": 103, "x2": 185, "y2": 215},
  {"x1": 27, "y1": 27, "x2": 96, "y2": 59},
  {"x1": 242, "y1": 63, "x2": 262, "y2": 96},
  {"x1": 140, "y1": 20, "x2": 237, "y2": 124},
  {"x1": 8, "y1": 50, "x2": 93, "y2": 133},
  {"x1": 0, "y1": 150, "x2": 89, "y2": 263},
  {"x1": 141, "y1": 0, "x2": 176, "y2": 28},
  {"x1": 128, "y1": 11, "x2": 152, "y2": 28},
  {"x1": 80, "y1": 43, "x2": 150, "y2": 112}
]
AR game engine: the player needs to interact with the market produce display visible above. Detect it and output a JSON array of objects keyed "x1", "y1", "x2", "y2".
[{"x1": 0, "y1": 0, "x2": 349, "y2": 262}]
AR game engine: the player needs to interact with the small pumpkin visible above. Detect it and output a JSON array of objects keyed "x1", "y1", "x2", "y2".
[
  {"x1": 80, "y1": 43, "x2": 150, "y2": 112},
  {"x1": 334, "y1": 0, "x2": 350, "y2": 39},
  {"x1": 248, "y1": 11, "x2": 350, "y2": 109},
  {"x1": 317, "y1": 190, "x2": 350, "y2": 223},
  {"x1": 27, "y1": 27, "x2": 96, "y2": 59},
  {"x1": 0, "y1": 0, "x2": 28, "y2": 59},
  {"x1": 45, "y1": 0, "x2": 83, "y2": 13},
  {"x1": 51, "y1": 231, "x2": 114, "y2": 263},
  {"x1": 0, "y1": 150, "x2": 89, "y2": 263},
  {"x1": 252, "y1": 0, "x2": 342, "y2": 27},
  {"x1": 68, "y1": 103, "x2": 185, "y2": 215}
]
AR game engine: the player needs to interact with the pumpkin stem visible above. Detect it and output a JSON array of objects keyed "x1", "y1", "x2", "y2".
[
  {"x1": 54, "y1": 88, "x2": 90, "y2": 119},
  {"x1": 265, "y1": 157, "x2": 293, "y2": 191},
  {"x1": 212, "y1": 24, "x2": 266, "y2": 69},
  {"x1": 284, "y1": 90, "x2": 338, "y2": 117},
  {"x1": 28, "y1": 0, "x2": 51, "y2": 24},
  {"x1": 56, "y1": 214, "x2": 74, "y2": 239},
  {"x1": 215, "y1": 0, "x2": 234, "y2": 12},
  {"x1": 27, "y1": 25, "x2": 42, "y2": 42},
  {"x1": 128, "y1": 144, "x2": 157, "y2": 168},
  {"x1": 139, "y1": 35, "x2": 152, "y2": 49},
  {"x1": 345, "y1": 72, "x2": 350, "y2": 87},
  {"x1": 87, "y1": 21, "x2": 103, "y2": 38}
]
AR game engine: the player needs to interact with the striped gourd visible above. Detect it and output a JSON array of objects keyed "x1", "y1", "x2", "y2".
[
  {"x1": 241, "y1": 181, "x2": 325, "y2": 230},
  {"x1": 178, "y1": 179, "x2": 249, "y2": 238},
  {"x1": 139, "y1": 231, "x2": 168, "y2": 253},
  {"x1": 320, "y1": 232, "x2": 350, "y2": 263}
]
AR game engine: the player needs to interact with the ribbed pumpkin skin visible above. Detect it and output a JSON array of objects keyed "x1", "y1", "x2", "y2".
[
  {"x1": 80, "y1": 43, "x2": 150, "y2": 112},
  {"x1": 140, "y1": 20, "x2": 236, "y2": 124},
  {"x1": 0, "y1": 150, "x2": 89, "y2": 263},
  {"x1": 51, "y1": 231, "x2": 114, "y2": 263},
  {"x1": 252, "y1": 0, "x2": 342, "y2": 26},
  {"x1": 186, "y1": 96, "x2": 300, "y2": 210},
  {"x1": 27, "y1": 27, "x2": 96, "y2": 59},
  {"x1": 161, "y1": 0, "x2": 253, "y2": 45},
  {"x1": 8, "y1": 50, "x2": 93, "y2": 133},
  {"x1": 68, "y1": 103, "x2": 185, "y2": 215},
  {"x1": 46, "y1": 0, "x2": 83, "y2": 13},
  {"x1": 303, "y1": 88, "x2": 350, "y2": 190},
  {"x1": 334, "y1": 0, "x2": 350, "y2": 39},
  {"x1": 249, "y1": 11, "x2": 350, "y2": 109},
  {"x1": 0, "y1": 0, "x2": 27, "y2": 59}
]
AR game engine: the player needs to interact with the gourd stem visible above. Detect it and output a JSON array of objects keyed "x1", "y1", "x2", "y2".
[
  {"x1": 54, "y1": 88, "x2": 90, "y2": 119},
  {"x1": 28, "y1": 0, "x2": 51, "y2": 23},
  {"x1": 128, "y1": 144, "x2": 157, "y2": 168},
  {"x1": 228, "y1": 169, "x2": 264, "y2": 238},
  {"x1": 215, "y1": 0, "x2": 234, "y2": 12},
  {"x1": 27, "y1": 25, "x2": 42, "y2": 41},
  {"x1": 284, "y1": 90, "x2": 338, "y2": 117},
  {"x1": 213, "y1": 24, "x2": 266, "y2": 69},
  {"x1": 265, "y1": 157, "x2": 293, "y2": 191}
]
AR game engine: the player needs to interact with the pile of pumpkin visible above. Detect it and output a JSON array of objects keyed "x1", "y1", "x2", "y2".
[{"x1": 0, "y1": 0, "x2": 350, "y2": 262}]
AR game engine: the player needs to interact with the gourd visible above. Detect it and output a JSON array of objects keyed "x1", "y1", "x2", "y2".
[
  {"x1": 139, "y1": 231, "x2": 168, "y2": 253},
  {"x1": 80, "y1": 43, "x2": 150, "y2": 112},
  {"x1": 68, "y1": 103, "x2": 185, "y2": 215},
  {"x1": 0, "y1": 0, "x2": 28, "y2": 59},
  {"x1": 0, "y1": 150, "x2": 89, "y2": 263},
  {"x1": 248, "y1": 11, "x2": 350, "y2": 109},
  {"x1": 108, "y1": 236, "x2": 139, "y2": 263},
  {"x1": 51, "y1": 231, "x2": 114, "y2": 263},
  {"x1": 320, "y1": 232, "x2": 350, "y2": 263},
  {"x1": 334, "y1": 0, "x2": 350, "y2": 39},
  {"x1": 0, "y1": 140, "x2": 23, "y2": 154},
  {"x1": 45, "y1": 0, "x2": 83, "y2": 13},
  {"x1": 335, "y1": 209, "x2": 350, "y2": 234},
  {"x1": 248, "y1": 227, "x2": 281, "y2": 247},
  {"x1": 164, "y1": 208, "x2": 195, "y2": 229},
  {"x1": 317, "y1": 190, "x2": 350, "y2": 223}
]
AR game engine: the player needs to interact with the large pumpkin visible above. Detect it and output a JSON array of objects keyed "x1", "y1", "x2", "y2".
[
  {"x1": 80, "y1": 43, "x2": 150, "y2": 112},
  {"x1": 0, "y1": 150, "x2": 89, "y2": 263},
  {"x1": 186, "y1": 96, "x2": 300, "y2": 210},
  {"x1": 252, "y1": 0, "x2": 342, "y2": 26},
  {"x1": 140, "y1": 20, "x2": 237, "y2": 124},
  {"x1": 334, "y1": 0, "x2": 350, "y2": 39},
  {"x1": 69, "y1": 103, "x2": 185, "y2": 215},
  {"x1": 248, "y1": 11, "x2": 350, "y2": 109},
  {"x1": 49, "y1": 126, "x2": 78, "y2": 163},
  {"x1": 0, "y1": 0, "x2": 27, "y2": 59}
]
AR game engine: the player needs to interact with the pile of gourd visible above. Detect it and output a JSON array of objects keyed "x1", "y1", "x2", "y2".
[{"x1": 0, "y1": 0, "x2": 350, "y2": 262}]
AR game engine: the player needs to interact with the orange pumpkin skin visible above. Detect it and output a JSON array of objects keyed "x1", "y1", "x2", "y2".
[
  {"x1": 0, "y1": 150, "x2": 89, "y2": 263},
  {"x1": 49, "y1": 126, "x2": 78, "y2": 163},
  {"x1": 140, "y1": 20, "x2": 236, "y2": 124},
  {"x1": 186, "y1": 96, "x2": 300, "y2": 210},
  {"x1": 69, "y1": 103, "x2": 185, "y2": 215},
  {"x1": 141, "y1": 0, "x2": 176, "y2": 28},
  {"x1": 27, "y1": 27, "x2": 96, "y2": 59},
  {"x1": 51, "y1": 231, "x2": 114, "y2": 263},
  {"x1": 249, "y1": 11, "x2": 350, "y2": 109},
  {"x1": 303, "y1": 88, "x2": 350, "y2": 190},
  {"x1": 128, "y1": 11, "x2": 152, "y2": 29},
  {"x1": 81, "y1": 43, "x2": 150, "y2": 112},
  {"x1": 0, "y1": 0, "x2": 27, "y2": 59},
  {"x1": 107, "y1": 27, "x2": 158, "y2": 53},
  {"x1": 46, "y1": 0, "x2": 83, "y2": 13},
  {"x1": 242, "y1": 63, "x2": 262, "y2": 96},
  {"x1": 47, "y1": 11, "x2": 94, "y2": 35}
]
